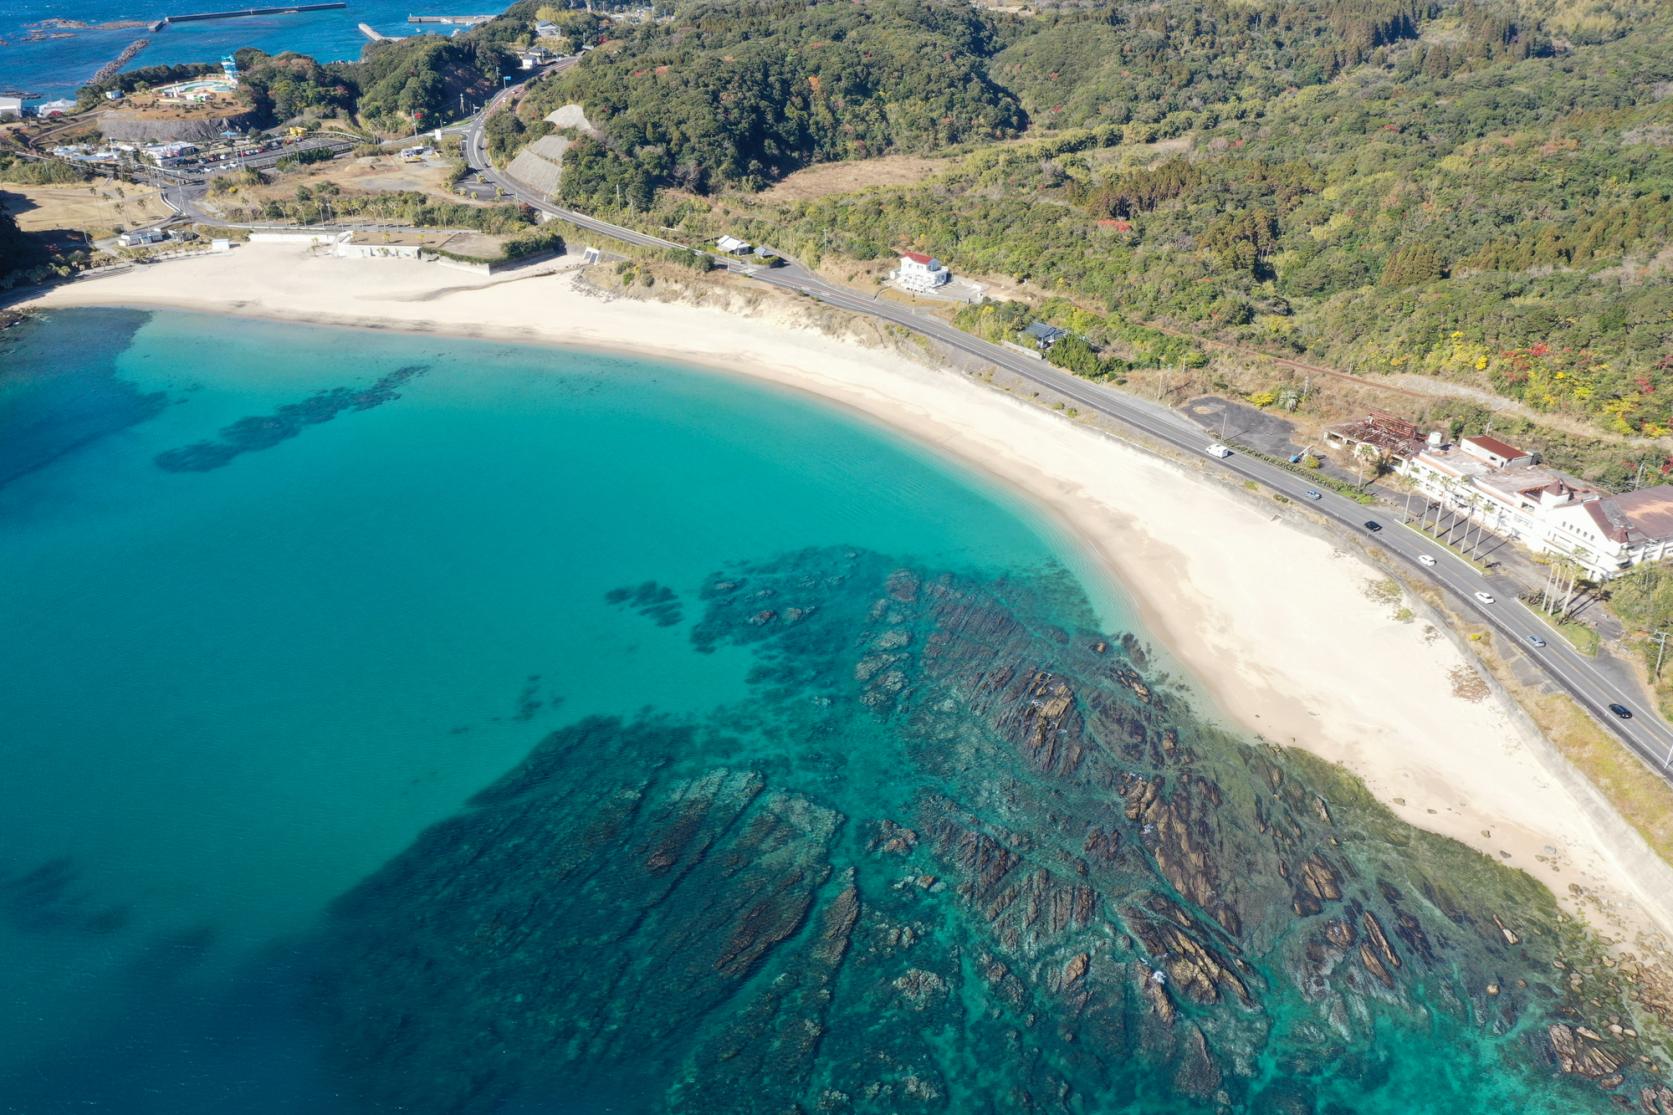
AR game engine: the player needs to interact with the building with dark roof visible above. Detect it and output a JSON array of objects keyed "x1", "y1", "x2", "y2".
[{"x1": 1023, "y1": 321, "x2": 1068, "y2": 350}]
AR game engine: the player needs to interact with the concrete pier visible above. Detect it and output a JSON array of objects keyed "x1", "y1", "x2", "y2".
[{"x1": 158, "y1": 3, "x2": 347, "y2": 27}]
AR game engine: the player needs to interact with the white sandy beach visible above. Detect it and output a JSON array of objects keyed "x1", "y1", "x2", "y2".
[{"x1": 25, "y1": 244, "x2": 1673, "y2": 948}]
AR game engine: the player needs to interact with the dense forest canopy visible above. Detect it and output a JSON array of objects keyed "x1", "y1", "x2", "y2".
[
  {"x1": 228, "y1": 29, "x2": 514, "y2": 132},
  {"x1": 521, "y1": 0, "x2": 1026, "y2": 205}
]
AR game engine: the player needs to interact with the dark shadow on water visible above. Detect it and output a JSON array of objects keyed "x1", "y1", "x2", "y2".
[
  {"x1": 1, "y1": 855, "x2": 131, "y2": 937},
  {"x1": 0, "y1": 307, "x2": 167, "y2": 495},
  {"x1": 604, "y1": 580, "x2": 685, "y2": 627},
  {"x1": 153, "y1": 363, "x2": 430, "y2": 473},
  {"x1": 0, "y1": 935, "x2": 349, "y2": 1115}
]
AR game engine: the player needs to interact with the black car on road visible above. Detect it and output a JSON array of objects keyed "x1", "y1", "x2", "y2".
[
  {"x1": 1363, "y1": 520, "x2": 1382, "y2": 532},
  {"x1": 1609, "y1": 703, "x2": 1633, "y2": 719}
]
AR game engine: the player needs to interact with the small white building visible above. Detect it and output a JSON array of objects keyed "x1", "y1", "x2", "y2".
[
  {"x1": 36, "y1": 99, "x2": 77, "y2": 118},
  {"x1": 715, "y1": 234, "x2": 751, "y2": 255},
  {"x1": 143, "y1": 142, "x2": 199, "y2": 167},
  {"x1": 1458, "y1": 434, "x2": 1536, "y2": 470},
  {"x1": 118, "y1": 228, "x2": 169, "y2": 247},
  {"x1": 0, "y1": 95, "x2": 22, "y2": 119},
  {"x1": 104, "y1": 89, "x2": 124, "y2": 101},
  {"x1": 893, "y1": 250, "x2": 949, "y2": 292}
]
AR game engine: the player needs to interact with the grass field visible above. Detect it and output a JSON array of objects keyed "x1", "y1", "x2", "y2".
[
  {"x1": 1, "y1": 182, "x2": 171, "y2": 239},
  {"x1": 1538, "y1": 693, "x2": 1673, "y2": 867}
]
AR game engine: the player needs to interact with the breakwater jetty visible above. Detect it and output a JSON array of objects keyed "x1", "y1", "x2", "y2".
[
  {"x1": 154, "y1": 3, "x2": 346, "y2": 28},
  {"x1": 91, "y1": 36, "x2": 150, "y2": 85},
  {"x1": 407, "y1": 14, "x2": 492, "y2": 25}
]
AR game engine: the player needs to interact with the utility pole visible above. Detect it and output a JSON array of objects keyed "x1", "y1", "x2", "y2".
[{"x1": 1654, "y1": 629, "x2": 1671, "y2": 679}]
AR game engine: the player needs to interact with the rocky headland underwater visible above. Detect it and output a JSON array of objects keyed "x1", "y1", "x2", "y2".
[{"x1": 307, "y1": 546, "x2": 1673, "y2": 1114}]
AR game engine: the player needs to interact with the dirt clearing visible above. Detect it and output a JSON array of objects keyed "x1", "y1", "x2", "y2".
[{"x1": 758, "y1": 154, "x2": 955, "y2": 201}]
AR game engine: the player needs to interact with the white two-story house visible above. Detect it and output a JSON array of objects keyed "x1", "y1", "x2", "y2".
[{"x1": 893, "y1": 250, "x2": 950, "y2": 292}]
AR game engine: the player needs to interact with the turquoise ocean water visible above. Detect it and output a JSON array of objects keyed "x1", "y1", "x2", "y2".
[
  {"x1": 0, "y1": 309, "x2": 1121, "y2": 1110},
  {"x1": 0, "y1": 309, "x2": 1662, "y2": 1113},
  {"x1": 2, "y1": 0, "x2": 437, "y2": 100}
]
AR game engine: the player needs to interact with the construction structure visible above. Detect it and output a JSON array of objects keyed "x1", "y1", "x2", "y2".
[{"x1": 1323, "y1": 409, "x2": 1429, "y2": 465}]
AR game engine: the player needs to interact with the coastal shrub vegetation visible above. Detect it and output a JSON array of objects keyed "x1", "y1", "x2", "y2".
[
  {"x1": 535, "y1": 0, "x2": 1670, "y2": 437},
  {"x1": 74, "y1": 63, "x2": 219, "y2": 110},
  {"x1": 204, "y1": 4, "x2": 546, "y2": 133},
  {"x1": 0, "y1": 156, "x2": 91, "y2": 186},
  {"x1": 223, "y1": 185, "x2": 537, "y2": 233},
  {"x1": 45, "y1": 0, "x2": 1666, "y2": 439}
]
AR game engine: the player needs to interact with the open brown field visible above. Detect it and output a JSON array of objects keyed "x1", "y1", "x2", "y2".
[
  {"x1": 204, "y1": 152, "x2": 474, "y2": 214},
  {"x1": 757, "y1": 154, "x2": 955, "y2": 201},
  {"x1": 1, "y1": 181, "x2": 171, "y2": 238}
]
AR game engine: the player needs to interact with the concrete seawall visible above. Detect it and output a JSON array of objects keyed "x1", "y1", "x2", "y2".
[{"x1": 159, "y1": 2, "x2": 346, "y2": 26}]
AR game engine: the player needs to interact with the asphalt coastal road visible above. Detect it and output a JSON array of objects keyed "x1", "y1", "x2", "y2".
[
  {"x1": 136, "y1": 70, "x2": 1673, "y2": 783},
  {"x1": 454, "y1": 79, "x2": 1673, "y2": 782}
]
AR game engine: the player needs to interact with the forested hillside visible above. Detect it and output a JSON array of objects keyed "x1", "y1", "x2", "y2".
[
  {"x1": 521, "y1": 0, "x2": 1024, "y2": 206},
  {"x1": 192, "y1": 4, "x2": 539, "y2": 132},
  {"x1": 514, "y1": 0, "x2": 1668, "y2": 436}
]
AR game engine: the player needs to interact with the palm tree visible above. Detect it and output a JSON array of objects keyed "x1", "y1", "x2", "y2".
[{"x1": 1354, "y1": 443, "x2": 1386, "y2": 487}]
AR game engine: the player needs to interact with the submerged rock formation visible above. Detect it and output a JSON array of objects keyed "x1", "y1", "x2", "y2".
[
  {"x1": 306, "y1": 547, "x2": 1670, "y2": 1113},
  {"x1": 155, "y1": 364, "x2": 428, "y2": 472}
]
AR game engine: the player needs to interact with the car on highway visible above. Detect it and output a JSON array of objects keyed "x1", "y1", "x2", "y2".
[
  {"x1": 1304, "y1": 489, "x2": 1322, "y2": 500},
  {"x1": 1525, "y1": 634, "x2": 1546, "y2": 648},
  {"x1": 1205, "y1": 443, "x2": 1232, "y2": 459},
  {"x1": 1417, "y1": 554, "x2": 1436, "y2": 567},
  {"x1": 1363, "y1": 520, "x2": 1382, "y2": 532},
  {"x1": 1609, "y1": 703, "x2": 1633, "y2": 719},
  {"x1": 1474, "y1": 591, "x2": 1495, "y2": 604}
]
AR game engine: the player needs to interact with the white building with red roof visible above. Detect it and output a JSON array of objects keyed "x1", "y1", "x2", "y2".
[{"x1": 892, "y1": 249, "x2": 950, "y2": 292}]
